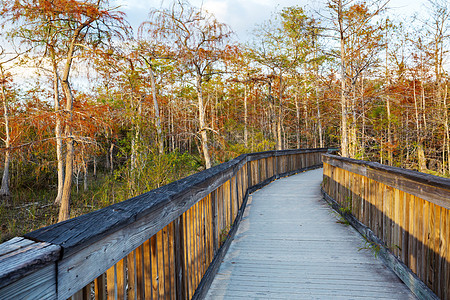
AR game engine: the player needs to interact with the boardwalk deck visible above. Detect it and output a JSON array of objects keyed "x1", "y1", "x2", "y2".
[{"x1": 206, "y1": 168, "x2": 416, "y2": 299}]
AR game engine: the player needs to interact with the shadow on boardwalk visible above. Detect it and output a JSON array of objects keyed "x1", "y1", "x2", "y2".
[{"x1": 206, "y1": 168, "x2": 416, "y2": 299}]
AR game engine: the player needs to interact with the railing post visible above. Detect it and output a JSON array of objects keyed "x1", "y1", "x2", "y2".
[
  {"x1": 174, "y1": 215, "x2": 186, "y2": 300},
  {"x1": 211, "y1": 190, "x2": 218, "y2": 256}
]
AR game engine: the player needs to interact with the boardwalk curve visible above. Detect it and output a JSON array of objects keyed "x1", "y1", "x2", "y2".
[{"x1": 206, "y1": 168, "x2": 416, "y2": 299}]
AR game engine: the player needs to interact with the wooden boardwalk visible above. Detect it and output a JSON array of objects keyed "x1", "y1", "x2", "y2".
[{"x1": 206, "y1": 168, "x2": 416, "y2": 299}]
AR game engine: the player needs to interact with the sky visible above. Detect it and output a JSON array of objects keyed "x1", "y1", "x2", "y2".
[{"x1": 114, "y1": 0, "x2": 428, "y2": 42}]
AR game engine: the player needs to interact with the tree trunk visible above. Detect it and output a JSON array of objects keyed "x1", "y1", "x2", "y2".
[
  {"x1": 83, "y1": 159, "x2": 88, "y2": 191},
  {"x1": 0, "y1": 68, "x2": 11, "y2": 202},
  {"x1": 147, "y1": 62, "x2": 164, "y2": 154},
  {"x1": 58, "y1": 33, "x2": 79, "y2": 222},
  {"x1": 443, "y1": 84, "x2": 449, "y2": 174},
  {"x1": 50, "y1": 47, "x2": 64, "y2": 205},
  {"x1": 338, "y1": 0, "x2": 349, "y2": 157},
  {"x1": 109, "y1": 143, "x2": 114, "y2": 174},
  {"x1": 196, "y1": 75, "x2": 211, "y2": 168},
  {"x1": 418, "y1": 143, "x2": 427, "y2": 172},
  {"x1": 386, "y1": 96, "x2": 393, "y2": 166},
  {"x1": 295, "y1": 92, "x2": 301, "y2": 149},
  {"x1": 244, "y1": 83, "x2": 248, "y2": 147},
  {"x1": 276, "y1": 72, "x2": 283, "y2": 150},
  {"x1": 59, "y1": 138, "x2": 73, "y2": 221},
  {"x1": 316, "y1": 96, "x2": 323, "y2": 148}
]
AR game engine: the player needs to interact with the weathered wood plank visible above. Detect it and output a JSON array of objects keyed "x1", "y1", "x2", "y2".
[
  {"x1": 127, "y1": 249, "x2": 136, "y2": 300},
  {"x1": 174, "y1": 216, "x2": 184, "y2": 300},
  {"x1": 323, "y1": 154, "x2": 450, "y2": 209},
  {"x1": 143, "y1": 239, "x2": 152, "y2": 300},
  {"x1": 0, "y1": 149, "x2": 328, "y2": 299},
  {"x1": 322, "y1": 187, "x2": 439, "y2": 300},
  {"x1": 0, "y1": 238, "x2": 60, "y2": 289},
  {"x1": 150, "y1": 235, "x2": 158, "y2": 299},
  {"x1": 135, "y1": 244, "x2": 144, "y2": 299},
  {"x1": 163, "y1": 225, "x2": 171, "y2": 298},
  {"x1": 116, "y1": 257, "x2": 126, "y2": 299},
  {"x1": 0, "y1": 237, "x2": 34, "y2": 256},
  {"x1": 207, "y1": 170, "x2": 417, "y2": 299},
  {"x1": 0, "y1": 264, "x2": 57, "y2": 300},
  {"x1": 106, "y1": 263, "x2": 115, "y2": 300},
  {"x1": 168, "y1": 222, "x2": 175, "y2": 300},
  {"x1": 94, "y1": 273, "x2": 106, "y2": 300}
]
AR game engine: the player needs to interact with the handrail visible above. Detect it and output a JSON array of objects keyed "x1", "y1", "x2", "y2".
[
  {"x1": 0, "y1": 148, "x2": 331, "y2": 299},
  {"x1": 322, "y1": 154, "x2": 448, "y2": 300}
]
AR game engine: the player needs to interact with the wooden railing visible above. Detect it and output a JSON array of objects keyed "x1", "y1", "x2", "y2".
[
  {"x1": 322, "y1": 154, "x2": 448, "y2": 300},
  {"x1": 0, "y1": 148, "x2": 329, "y2": 300}
]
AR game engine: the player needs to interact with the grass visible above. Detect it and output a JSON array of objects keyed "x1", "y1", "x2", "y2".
[
  {"x1": 0, "y1": 152, "x2": 201, "y2": 243},
  {"x1": 0, "y1": 172, "x2": 126, "y2": 243}
]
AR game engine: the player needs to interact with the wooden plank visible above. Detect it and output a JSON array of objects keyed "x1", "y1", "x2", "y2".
[
  {"x1": 194, "y1": 202, "x2": 200, "y2": 290},
  {"x1": 217, "y1": 186, "x2": 223, "y2": 246},
  {"x1": 174, "y1": 216, "x2": 185, "y2": 300},
  {"x1": 192, "y1": 202, "x2": 200, "y2": 289},
  {"x1": 360, "y1": 175, "x2": 366, "y2": 226},
  {"x1": 95, "y1": 273, "x2": 106, "y2": 300},
  {"x1": 430, "y1": 204, "x2": 439, "y2": 292},
  {"x1": 417, "y1": 197, "x2": 424, "y2": 281},
  {"x1": 323, "y1": 154, "x2": 450, "y2": 209},
  {"x1": 127, "y1": 250, "x2": 136, "y2": 300},
  {"x1": 182, "y1": 212, "x2": 189, "y2": 299},
  {"x1": 0, "y1": 150, "x2": 327, "y2": 300},
  {"x1": 106, "y1": 263, "x2": 115, "y2": 300},
  {"x1": 208, "y1": 169, "x2": 420, "y2": 300},
  {"x1": 200, "y1": 198, "x2": 207, "y2": 278},
  {"x1": 322, "y1": 184, "x2": 439, "y2": 300},
  {"x1": 211, "y1": 190, "x2": 218, "y2": 255},
  {"x1": 157, "y1": 230, "x2": 165, "y2": 299},
  {"x1": 168, "y1": 222, "x2": 175, "y2": 300},
  {"x1": 225, "y1": 180, "x2": 231, "y2": 230},
  {"x1": 116, "y1": 257, "x2": 126, "y2": 300},
  {"x1": 407, "y1": 193, "x2": 414, "y2": 273},
  {"x1": 150, "y1": 235, "x2": 159, "y2": 300},
  {"x1": 384, "y1": 186, "x2": 392, "y2": 253},
  {"x1": 351, "y1": 173, "x2": 357, "y2": 219},
  {"x1": 163, "y1": 226, "x2": 171, "y2": 298},
  {"x1": 135, "y1": 245, "x2": 144, "y2": 299},
  {"x1": 376, "y1": 182, "x2": 383, "y2": 241},
  {"x1": 444, "y1": 208, "x2": 450, "y2": 299},
  {"x1": 437, "y1": 206, "x2": 446, "y2": 299},
  {"x1": 394, "y1": 189, "x2": 401, "y2": 258},
  {"x1": 0, "y1": 237, "x2": 35, "y2": 256},
  {"x1": 72, "y1": 284, "x2": 90, "y2": 300},
  {"x1": 186, "y1": 207, "x2": 194, "y2": 298},
  {"x1": 207, "y1": 194, "x2": 214, "y2": 264},
  {"x1": 25, "y1": 153, "x2": 248, "y2": 259},
  {"x1": 231, "y1": 176, "x2": 237, "y2": 222},
  {"x1": 401, "y1": 191, "x2": 409, "y2": 266},
  {"x1": 410, "y1": 195, "x2": 417, "y2": 275},
  {"x1": 143, "y1": 240, "x2": 152, "y2": 300},
  {"x1": 191, "y1": 174, "x2": 252, "y2": 300},
  {"x1": 0, "y1": 264, "x2": 57, "y2": 300},
  {"x1": 367, "y1": 175, "x2": 374, "y2": 233},
  {"x1": 0, "y1": 238, "x2": 60, "y2": 289}
]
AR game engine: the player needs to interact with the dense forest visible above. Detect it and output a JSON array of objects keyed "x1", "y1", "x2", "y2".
[{"x1": 0, "y1": 0, "x2": 448, "y2": 240}]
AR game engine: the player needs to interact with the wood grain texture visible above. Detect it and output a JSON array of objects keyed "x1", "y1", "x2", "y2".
[
  {"x1": 323, "y1": 154, "x2": 450, "y2": 209},
  {"x1": 0, "y1": 238, "x2": 60, "y2": 289},
  {"x1": 323, "y1": 155, "x2": 447, "y2": 300},
  {"x1": 1, "y1": 149, "x2": 329, "y2": 299},
  {"x1": 0, "y1": 264, "x2": 57, "y2": 300},
  {"x1": 207, "y1": 169, "x2": 416, "y2": 299},
  {"x1": 322, "y1": 188, "x2": 439, "y2": 300},
  {"x1": 94, "y1": 273, "x2": 106, "y2": 300}
]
